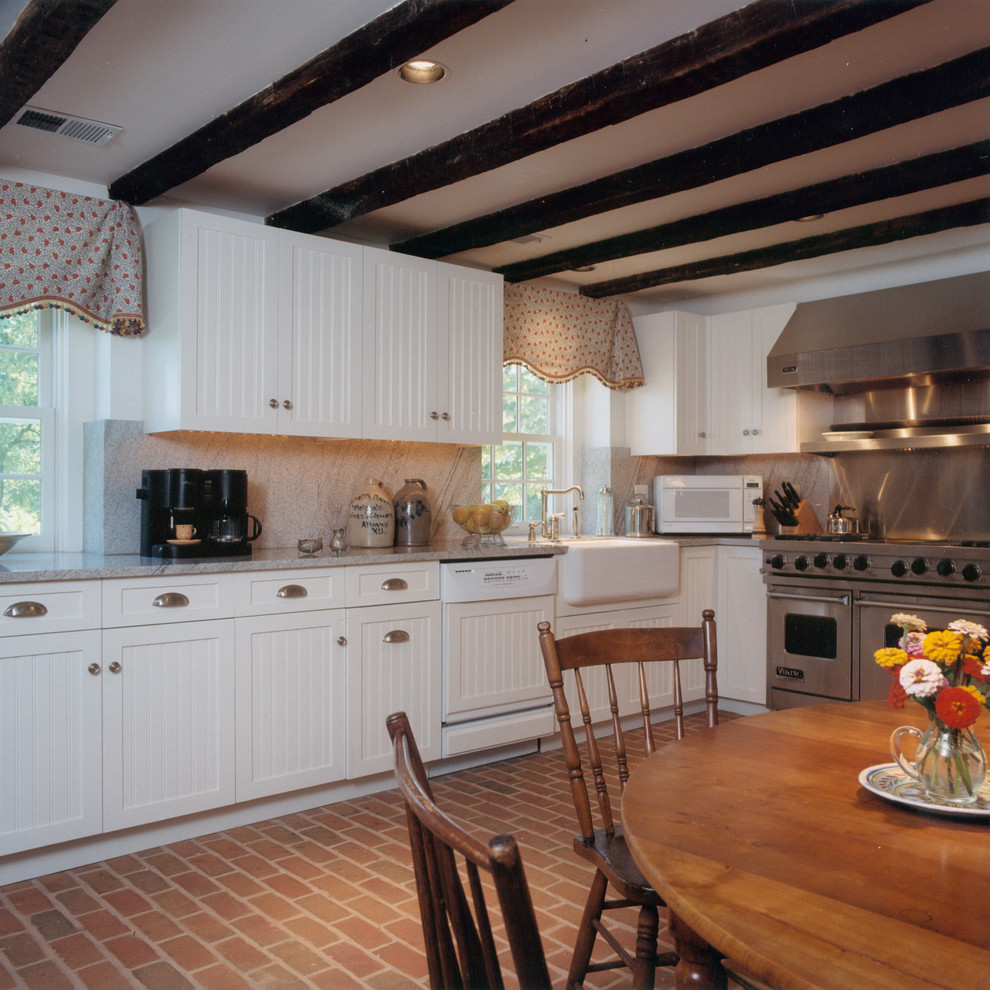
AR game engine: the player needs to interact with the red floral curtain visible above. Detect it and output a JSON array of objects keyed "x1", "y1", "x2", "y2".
[
  {"x1": 0, "y1": 178, "x2": 145, "y2": 335},
  {"x1": 503, "y1": 284, "x2": 644, "y2": 390}
]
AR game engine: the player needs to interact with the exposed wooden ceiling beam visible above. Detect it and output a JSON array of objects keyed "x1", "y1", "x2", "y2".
[
  {"x1": 580, "y1": 198, "x2": 990, "y2": 298},
  {"x1": 266, "y1": 0, "x2": 931, "y2": 234},
  {"x1": 402, "y1": 47, "x2": 990, "y2": 263},
  {"x1": 108, "y1": 0, "x2": 515, "y2": 205},
  {"x1": 495, "y1": 141, "x2": 990, "y2": 283},
  {"x1": 0, "y1": 0, "x2": 118, "y2": 129}
]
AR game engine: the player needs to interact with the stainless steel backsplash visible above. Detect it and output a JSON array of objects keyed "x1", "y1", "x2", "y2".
[{"x1": 830, "y1": 448, "x2": 990, "y2": 540}]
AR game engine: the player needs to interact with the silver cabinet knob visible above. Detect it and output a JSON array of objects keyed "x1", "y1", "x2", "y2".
[
  {"x1": 430, "y1": 411, "x2": 440, "y2": 421},
  {"x1": 282, "y1": 399, "x2": 292, "y2": 410},
  {"x1": 752, "y1": 428, "x2": 760, "y2": 436},
  {"x1": 383, "y1": 630, "x2": 410, "y2": 644},
  {"x1": 109, "y1": 661, "x2": 122, "y2": 674},
  {"x1": 4, "y1": 601, "x2": 48, "y2": 618},
  {"x1": 742, "y1": 429, "x2": 750, "y2": 436},
  {"x1": 88, "y1": 663, "x2": 101, "y2": 675},
  {"x1": 698, "y1": 431, "x2": 706, "y2": 439},
  {"x1": 269, "y1": 398, "x2": 279, "y2": 409},
  {"x1": 440, "y1": 412, "x2": 450, "y2": 421},
  {"x1": 336, "y1": 636, "x2": 347, "y2": 647}
]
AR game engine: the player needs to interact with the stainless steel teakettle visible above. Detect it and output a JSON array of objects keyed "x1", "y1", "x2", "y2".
[{"x1": 827, "y1": 504, "x2": 859, "y2": 535}]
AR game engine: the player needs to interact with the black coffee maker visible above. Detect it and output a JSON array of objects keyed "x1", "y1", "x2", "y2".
[{"x1": 137, "y1": 468, "x2": 262, "y2": 558}]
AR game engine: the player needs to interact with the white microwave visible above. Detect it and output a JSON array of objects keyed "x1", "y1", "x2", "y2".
[{"x1": 653, "y1": 475, "x2": 762, "y2": 534}]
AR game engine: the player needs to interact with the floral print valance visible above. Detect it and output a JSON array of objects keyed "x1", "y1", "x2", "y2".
[
  {"x1": 503, "y1": 284, "x2": 644, "y2": 390},
  {"x1": 0, "y1": 178, "x2": 145, "y2": 335}
]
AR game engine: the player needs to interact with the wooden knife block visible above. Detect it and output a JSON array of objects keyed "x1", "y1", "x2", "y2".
[{"x1": 771, "y1": 501, "x2": 822, "y2": 535}]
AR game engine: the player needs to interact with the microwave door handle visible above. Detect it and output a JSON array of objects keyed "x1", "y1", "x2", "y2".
[
  {"x1": 768, "y1": 591, "x2": 851, "y2": 606},
  {"x1": 856, "y1": 600, "x2": 990, "y2": 619}
]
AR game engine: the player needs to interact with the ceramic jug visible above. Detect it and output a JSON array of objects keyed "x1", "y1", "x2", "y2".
[
  {"x1": 393, "y1": 478, "x2": 432, "y2": 547},
  {"x1": 347, "y1": 479, "x2": 395, "y2": 548}
]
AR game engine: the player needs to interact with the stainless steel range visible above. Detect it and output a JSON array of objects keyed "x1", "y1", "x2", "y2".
[{"x1": 762, "y1": 535, "x2": 990, "y2": 709}]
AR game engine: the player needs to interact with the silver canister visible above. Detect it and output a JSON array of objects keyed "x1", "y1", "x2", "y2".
[
  {"x1": 393, "y1": 478, "x2": 433, "y2": 546},
  {"x1": 624, "y1": 493, "x2": 654, "y2": 537}
]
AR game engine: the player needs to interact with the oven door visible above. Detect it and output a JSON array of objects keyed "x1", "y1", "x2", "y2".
[
  {"x1": 856, "y1": 591, "x2": 990, "y2": 703},
  {"x1": 768, "y1": 584, "x2": 853, "y2": 704}
]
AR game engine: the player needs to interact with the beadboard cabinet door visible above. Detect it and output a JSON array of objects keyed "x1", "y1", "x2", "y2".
[
  {"x1": 0, "y1": 631, "x2": 103, "y2": 855},
  {"x1": 101, "y1": 620, "x2": 236, "y2": 832},
  {"x1": 716, "y1": 545, "x2": 768, "y2": 705},
  {"x1": 235, "y1": 609, "x2": 348, "y2": 801}
]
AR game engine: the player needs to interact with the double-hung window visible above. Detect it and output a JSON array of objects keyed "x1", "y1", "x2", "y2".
[
  {"x1": 0, "y1": 310, "x2": 54, "y2": 550},
  {"x1": 482, "y1": 364, "x2": 566, "y2": 530}
]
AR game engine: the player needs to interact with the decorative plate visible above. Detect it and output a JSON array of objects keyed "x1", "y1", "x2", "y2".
[{"x1": 859, "y1": 764, "x2": 990, "y2": 818}]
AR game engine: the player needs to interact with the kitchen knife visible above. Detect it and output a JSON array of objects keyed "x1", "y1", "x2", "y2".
[{"x1": 783, "y1": 481, "x2": 801, "y2": 506}]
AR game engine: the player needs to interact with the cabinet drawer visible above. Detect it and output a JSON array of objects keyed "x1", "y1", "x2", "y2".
[
  {"x1": 0, "y1": 580, "x2": 102, "y2": 635},
  {"x1": 102, "y1": 576, "x2": 235, "y2": 627},
  {"x1": 345, "y1": 561, "x2": 439, "y2": 606},
  {"x1": 233, "y1": 568, "x2": 345, "y2": 615}
]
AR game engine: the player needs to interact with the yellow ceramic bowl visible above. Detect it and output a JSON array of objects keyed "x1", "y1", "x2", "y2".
[{"x1": 450, "y1": 503, "x2": 516, "y2": 537}]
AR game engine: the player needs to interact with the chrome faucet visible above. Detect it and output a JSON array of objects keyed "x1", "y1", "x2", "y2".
[{"x1": 539, "y1": 485, "x2": 585, "y2": 540}]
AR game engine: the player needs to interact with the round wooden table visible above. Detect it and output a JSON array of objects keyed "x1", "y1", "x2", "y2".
[{"x1": 621, "y1": 701, "x2": 990, "y2": 990}]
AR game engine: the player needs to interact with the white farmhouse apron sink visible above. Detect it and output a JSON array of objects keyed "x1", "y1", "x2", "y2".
[{"x1": 558, "y1": 537, "x2": 679, "y2": 607}]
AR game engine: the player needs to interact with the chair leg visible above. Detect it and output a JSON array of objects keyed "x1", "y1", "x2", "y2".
[
  {"x1": 632, "y1": 902, "x2": 659, "y2": 990},
  {"x1": 567, "y1": 869, "x2": 608, "y2": 990}
]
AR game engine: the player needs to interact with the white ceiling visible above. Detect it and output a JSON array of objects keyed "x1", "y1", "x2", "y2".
[{"x1": 1, "y1": 0, "x2": 988, "y2": 310}]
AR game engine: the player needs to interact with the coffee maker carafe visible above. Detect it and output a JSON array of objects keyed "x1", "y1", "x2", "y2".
[{"x1": 137, "y1": 468, "x2": 261, "y2": 558}]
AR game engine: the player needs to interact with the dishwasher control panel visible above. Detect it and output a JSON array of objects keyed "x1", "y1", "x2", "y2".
[{"x1": 440, "y1": 557, "x2": 557, "y2": 602}]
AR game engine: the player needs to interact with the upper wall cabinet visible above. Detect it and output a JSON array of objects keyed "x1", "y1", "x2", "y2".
[
  {"x1": 143, "y1": 210, "x2": 363, "y2": 438},
  {"x1": 628, "y1": 311, "x2": 708, "y2": 456},
  {"x1": 144, "y1": 211, "x2": 502, "y2": 445},
  {"x1": 362, "y1": 249, "x2": 503, "y2": 444}
]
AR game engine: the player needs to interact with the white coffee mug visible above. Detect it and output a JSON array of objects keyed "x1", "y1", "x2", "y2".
[{"x1": 175, "y1": 524, "x2": 197, "y2": 540}]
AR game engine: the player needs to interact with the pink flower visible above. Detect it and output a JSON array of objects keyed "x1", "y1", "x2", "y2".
[{"x1": 900, "y1": 631, "x2": 927, "y2": 657}]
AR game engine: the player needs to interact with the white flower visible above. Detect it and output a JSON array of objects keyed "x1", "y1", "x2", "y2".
[
  {"x1": 891, "y1": 613, "x2": 927, "y2": 631},
  {"x1": 947, "y1": 619, "x2": 989, "y2": 642},
  {"x1": 899, "y1": 658, "x2": 947, "y2": 698}
]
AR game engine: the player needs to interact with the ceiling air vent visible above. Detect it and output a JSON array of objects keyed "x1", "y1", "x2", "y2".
[{"x1": 13, "y1": 106, "x2": 122, "y2": 146}]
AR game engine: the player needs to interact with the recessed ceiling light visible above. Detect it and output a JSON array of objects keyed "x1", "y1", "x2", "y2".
[
  {"x1": 398, "y1": 59, "x2": 448, "y2": 84},
  {"x1": 572, "y1": 265, "x2": 597, "y2": 272},
  {"x1": 796, "y1": 214, "x2": 825, "y2": 222}
]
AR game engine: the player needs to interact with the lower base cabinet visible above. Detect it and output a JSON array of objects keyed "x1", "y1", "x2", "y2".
[
  {"x1": 235, "y1": 609, "x2": 348, "y2": 801},
  {"x1": 346, "y1": 600, "x2": 442, "y2": 778},
  {"x1": 715, "y1": 545, "x2": 767, "y2": 705}
]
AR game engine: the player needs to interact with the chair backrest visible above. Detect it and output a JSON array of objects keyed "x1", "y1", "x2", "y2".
[
  {"x1": 386, "y1": 711, "x2": 552, "y2": 990},
  {"x1": 537, "y1": 609, "x2": 718, "y2": 843}
]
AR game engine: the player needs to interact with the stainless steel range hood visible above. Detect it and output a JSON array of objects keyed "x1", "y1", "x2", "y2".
[
  {"x1": 767, "y1": 272, "x2": 990, "y2": 393},
  {"x1": 766, "y1": 272, "x2": 990, "y2": 453}
]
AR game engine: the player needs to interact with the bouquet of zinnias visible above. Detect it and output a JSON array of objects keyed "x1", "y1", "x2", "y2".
[{"x1": 875, "y1": 613, "x2": 990, "y2": 729}]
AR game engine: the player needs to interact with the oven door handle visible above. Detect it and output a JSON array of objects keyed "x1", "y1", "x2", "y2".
[
  {"x1": 768, "y1": 591, "x2": 850, "y2": 606},
  {"x1": 856, "y1": 600, "x2": 990, "y2": 619}
]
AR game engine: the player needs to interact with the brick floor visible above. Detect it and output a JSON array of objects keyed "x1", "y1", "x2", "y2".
[{"x1": 1, "y1": 713, "x2": 739, "y2": 989}]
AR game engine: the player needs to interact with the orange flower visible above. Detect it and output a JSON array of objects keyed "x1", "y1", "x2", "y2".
[{"x1": 935, "y1": 686, "x2": 981, "y2": 729}]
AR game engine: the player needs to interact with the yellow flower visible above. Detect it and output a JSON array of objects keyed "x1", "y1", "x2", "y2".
[
  {"x1": 875, "y1": 647, "x2": 908, "y2": 669},
  {"x1": 922, "y1": 630, "x2": 963, "y2": 665},
  {"x1": 962, "y1": 684, "x2": 987, "y2": 707}
]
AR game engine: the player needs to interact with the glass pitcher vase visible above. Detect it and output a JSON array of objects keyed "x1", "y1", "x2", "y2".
[{"x1": 891, "y1": 715, "x2": 987, "y2": 806}]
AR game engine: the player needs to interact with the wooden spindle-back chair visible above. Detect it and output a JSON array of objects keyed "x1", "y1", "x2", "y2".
[{"x1": 537, "y1": 609, "x2": 719, "y2": 990}]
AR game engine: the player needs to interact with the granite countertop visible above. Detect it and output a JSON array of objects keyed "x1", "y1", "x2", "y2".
[{"x1": 0, "y1": 534, "x2": 763, "y2": 584}]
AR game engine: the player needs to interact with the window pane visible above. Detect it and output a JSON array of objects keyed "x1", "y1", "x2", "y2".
[
  {"x1": 481, "y1": 447, "x2": 492, "y2": 480},
  {"x1": 481, "y1": 481, "x2": 493, "y2": 503},
  {"x1": 526, "y1": 442, "x2": 552, "y2": 477},
  {"x1": 493, "y1": 482, "x2": 523, "y2": 511},
  {"x1": 519, "y1": 367, "x2": 548, "y2": 394},
  {"x1": 0, "y1": 313, "x2": 39, "y2": 348},
  {"x1": 0, "y1": 419, "x2": 42, "y2": 473},
  {"x1": 502, "y1": 393, "x2": 518, "y2": 433},
  {"x1": 519, "y1": 393, "x2": 549, "y2": 434},
  {"x1": 525, "y1": 482, "x2": 546, "y2": 522},
  {"x1": 0, "y1": 478, "x2": 41, "y2": 533},
  {"x1": 0, "y1": 350, "x2": 39, "y2": 406},
  {"x1": 493, "y1": 442, "x2": 523, "y2": 478},
  {"x1": 502, "y1": 364, "x2": 519, "y2": 391}
]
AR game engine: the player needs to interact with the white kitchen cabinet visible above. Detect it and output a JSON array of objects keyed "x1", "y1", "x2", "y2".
[
  {"x1": 362, "y1": 248, "x2": 503, "y2": 444},
  {"x1": 628, "y1": 311, "x2": 708, "y2": 456},
  {"x1": 235, "y1": 609, "x2": 347, "y2": 801},
  {"x1": 101, "y1": 619, "x2": 235, "y2": 831},
  {"x1": 678, "y1": 546, "x2": 716, "y2": 627},
  {"x1": 708, "y1": 303, "x2": 801, "y2": 455},
  {"x1": 143, "y1": 209, "x2": 363, "y2": 438},
  {"x1": 0, "y1": 630, "x2": 103, "y2": 855},
  {"x1": 715, "y1": 545, "x2": 767, "y2": 705},
  {"x1": 346, "y1": 599, "x2": 442, "y2": 778}
]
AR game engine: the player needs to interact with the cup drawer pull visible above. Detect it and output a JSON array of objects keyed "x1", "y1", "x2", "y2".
[
  {"x1": 383, "y1": 629, "x2": 410, "y2": 644},
  {"x1": 380, "y1": 578, "x2": 408, "y2": 592},
  {"x1": 277, "y1": 584, "x2": 308, "y2": 599},
  {"x1": 153, "y1": 592, "x2": 189, "y2": 608},
  {"x1": 3, "y1": 601, "x2": 48, "y2": 618}
]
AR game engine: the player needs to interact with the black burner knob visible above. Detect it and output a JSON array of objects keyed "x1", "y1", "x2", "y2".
[
  {"x1": 814, "y1": 553, "x2": 829, "y2": 569},
  {"x1": 853, "y1": 555, "x2": 870, "y2": 571},
  {"x1": 936, "y1": 559, "x2": 955, "y2": 577},
  {"x1": 890, "y1": 559, "x2": 908, "y2": 577},
  {"x1": 770, "y1": 554, "x2": 786, "y2": 570},
  {"x1": 963, "y1": 563, "x2": 982, "y2": 582},
  {"x1": 833, "y1": 554, "x2": 849, "y2": 570},
  {"x1": 794, "y1": 555, "x2": 810, "y2": 571},
  {"x1": 911, "y1": 558, "x2": 929, "y2": 576}
]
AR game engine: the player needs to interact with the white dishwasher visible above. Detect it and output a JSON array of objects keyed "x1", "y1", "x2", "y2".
[{"x1": 440, "y1": 557, "x2": 557, "y2": 758}]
